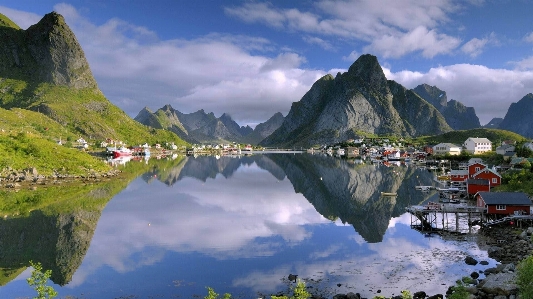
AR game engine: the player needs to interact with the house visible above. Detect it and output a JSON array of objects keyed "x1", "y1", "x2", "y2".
[
  {"x1": 496, "y1": 144, "x2": 515, "y2": 155},
  {"x1": 503, "y1": 152, "x2": 517, "y2": 161},
  {"x1": 467, "y1": 179, "x2": 490, "y2": 196},
  {"x1": 450, "y1": 170, "x2": 469, "y2": 182},
  {"x1": 472, "y1": 168, "x2": 502, "y2": 187},
  {"x1": 475, "y1": 192, "x2": 532, "y2": 215},
  {"x1": 468, "y1": 162, "x2": 488, "y2": 178},
  {"x1": 524, "y1": 142, "x2": 533, "y2": 152},
  {"x1": 463, "y1": 137, "x2": 492, "y2": 154},
  {"x1": 510, "y1": 157, "x2": 528, "y2": 167},
  {"x1": 432, "y1": 143, "x2": 462, "y2": 156}
]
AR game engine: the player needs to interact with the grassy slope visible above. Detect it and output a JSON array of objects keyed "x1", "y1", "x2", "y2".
[{"x1": 413, "y1": 128, "x2": 528, "y2": 145}]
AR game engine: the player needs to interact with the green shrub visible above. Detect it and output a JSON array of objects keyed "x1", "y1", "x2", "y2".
[
  {"x1": 517, "y1": 255, "x2": 533, "y2": 299},
  {"x1": 26, "y1": 261, "x2": 57, "y2": 299}
]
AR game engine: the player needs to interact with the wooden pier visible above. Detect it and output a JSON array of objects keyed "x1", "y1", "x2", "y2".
[{"x1": 405, "y1": 202, "x2": 485, "y2": 233}]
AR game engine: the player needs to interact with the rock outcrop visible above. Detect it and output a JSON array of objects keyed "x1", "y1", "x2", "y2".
[
  {"x1": 412, "y1": 84, "x2": 481, "y2": 130},
  {"x1": 0, "y1": 12, "x2": 98, "y2": 90},
  {"x1": 260, "y1": 54, "x2": 452, "y2": 147},
  {"x1": 498, "y1": 93, "x2": 533, "y2": 138}
]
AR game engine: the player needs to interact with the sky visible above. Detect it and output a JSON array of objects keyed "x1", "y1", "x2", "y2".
[{"x1": 1, "y1": 0, "x2": 533, "y2": 127}]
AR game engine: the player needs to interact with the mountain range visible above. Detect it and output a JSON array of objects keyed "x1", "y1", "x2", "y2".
[
  {"x1": 136, "y1": 54, "x2": 532, "y2": 146},
  {"x1": 135, "y1": 104, "x2": 284, "y2": 145}
]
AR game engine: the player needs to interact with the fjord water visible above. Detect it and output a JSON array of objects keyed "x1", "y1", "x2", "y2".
[{"x1": 0, "y1": 154, "x2": 496, "y2": 298}]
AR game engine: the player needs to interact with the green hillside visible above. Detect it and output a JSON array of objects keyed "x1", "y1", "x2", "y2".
[{"x1": 413, "y1": 128, "x2": 528, "y2": 146}]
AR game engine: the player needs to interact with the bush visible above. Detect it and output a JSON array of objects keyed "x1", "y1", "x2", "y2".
[
  {"x1": 517, "y1": 255, "x2": 533, "y2": 299},
  {"x1": 27, "y1": 261, "x2": 57, "y2": 299}
]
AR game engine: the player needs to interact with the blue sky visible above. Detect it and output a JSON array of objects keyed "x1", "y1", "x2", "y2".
[{"x1": 1, "y1": 0, "x2": 533, "y2": 127}]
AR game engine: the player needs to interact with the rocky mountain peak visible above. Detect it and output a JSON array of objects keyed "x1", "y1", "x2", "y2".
[
  {"x1": 1, "y1": 11, "x2": 98, "y2": 92},
  {"x1": 498, "y1": 93, "x2": 533, "y2": 138},
  {"x1": 347, "y1": 54, "x2": 388, "y2": 90},
  {"x1": 413, "y1": 84, "x2": 447, "y2": 107}
]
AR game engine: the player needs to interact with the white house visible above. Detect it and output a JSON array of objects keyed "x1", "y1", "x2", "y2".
[
  {"x1": 463, "y1": 137, "x2": 492, "y2": 154},
  {"x1": 524, "y1": 142, "x2": 533, "y2": 152},
  {"x1": 432, "y1": 143, "x2": 462, "y2": 156},
  {"x1": 496, "y1": 144, "x2": 515, "y2": 155}
]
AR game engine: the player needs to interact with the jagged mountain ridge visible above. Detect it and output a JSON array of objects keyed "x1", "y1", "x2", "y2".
[
  {"x1": 135, "y1": 104, "x2": 284, "y2": 144},
  {"x1": 260, "y1": 54, "x2": 453, "y2": 147},
  {"x1": 412, "y1": 84, "x2": 480, "y2": 130},
  {"x1": 498, "y1": 93, "x2": 533, "y2": 138}
]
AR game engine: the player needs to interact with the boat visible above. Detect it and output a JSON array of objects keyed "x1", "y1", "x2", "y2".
[
  {"x1": 415, "y1": 186, "x2": 432, "y2": 191},
  {"x1": 381, "y1": 192, "x2": 397, "y2": 196},
  {"x1": 113, "y1": 146, "x2": 132, "y2": 158}
]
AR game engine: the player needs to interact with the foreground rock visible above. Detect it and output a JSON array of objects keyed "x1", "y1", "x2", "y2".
[{"x1": 0, "y1": 166, "x2": 122, "y2": 190}]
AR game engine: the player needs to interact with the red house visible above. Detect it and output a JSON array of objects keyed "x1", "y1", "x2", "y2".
[
  {"x1": 466, "y1": 179, "x2": 490, "y2": 196},
  {"x1": 472, "y1": 168, "x2": 502, "y2": 187},
  {"x1": 468, "y1": 162, "x2": 487, "y2": 178},
  {"x1": 476, "y1": 192, "x2": 532, "y2": 215},
  {"x1": 450, "y1": 170, "x2": 469, "y2": 182}
]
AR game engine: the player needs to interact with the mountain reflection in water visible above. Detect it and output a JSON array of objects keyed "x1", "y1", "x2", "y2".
[{"x1": 0, "y1": 154, "x2": 497, "y2": 299}]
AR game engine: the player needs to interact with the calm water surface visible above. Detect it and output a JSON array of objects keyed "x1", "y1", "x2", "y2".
[{"x1": 0, "y1": 153, "x2": 497, "y2": 298}]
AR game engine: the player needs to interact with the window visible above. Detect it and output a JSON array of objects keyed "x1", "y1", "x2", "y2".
[
  {"x1": 496, "y1": 205, "x2": 506, "y2": 210},
  {"x1": 492, "y1": 178, "x2": 497, "y2": 183},
  {"x1": 475, "y1": 167, "x2": 480, "y2": 172}
]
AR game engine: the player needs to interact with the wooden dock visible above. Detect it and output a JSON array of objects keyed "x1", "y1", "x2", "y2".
[{"x1": 405, "y1": 202, "x2": 485, "y2": 232}]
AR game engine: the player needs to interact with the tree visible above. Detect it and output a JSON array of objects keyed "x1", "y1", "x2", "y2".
[{"x1": 27, "y1": 261, "x2": 57, "y2": 299}]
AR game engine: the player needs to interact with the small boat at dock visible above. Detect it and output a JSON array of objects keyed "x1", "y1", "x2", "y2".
[{"x1": 381, "y1": 192, "x2": 397, "y2": 196}]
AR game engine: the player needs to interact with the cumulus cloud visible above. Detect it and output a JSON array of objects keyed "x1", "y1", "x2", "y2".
[
  {"x1": 226, "y1": 0, "x2": 461, "y2": 58},
  {"x1": 51, "y1": 4, "x2": 324, "y2": 126},
  {"x1": 384, "y1": 64, "x2": 533, "y2": 125},
  {"x1": 461, "y1": 32, "x2": 498, "y2": 57},
  {"x1": 365, "y1": 26, "x2": 461, "y2": 58},
  {"x1": 525, "y1": 32, "x2": 533, "y2": 43}
]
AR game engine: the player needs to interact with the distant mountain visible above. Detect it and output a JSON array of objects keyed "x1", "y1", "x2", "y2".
[
  {"x1": 242, "y1": 112, "x2": 285, "y2": 145},
  {"x1": 135, "y1": 105, "x2": 282, "y2": 144},
  {"x1": 498, "y1": 93, "x2": 533, "y2": 138},
  {"x1": 412, "y1": 84, "x2": 481, "y2": 130},
  {"x1": 484, "y1": 118, "x2": 503, "y2": 129},
  {"x1": 0, "y1": 12, "x2": 185, "y2": 145},
  {"x1": 260, "y1": 54, "x2": 452, "y2": 147}
]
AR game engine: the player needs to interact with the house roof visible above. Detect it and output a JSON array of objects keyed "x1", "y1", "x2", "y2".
[
  {"x1": 468, "y1": 158, "x2": 484, "y2": 164},
  {"x1": 503, "y1": 152, "x2": 517, "y2": 157},
  {"x1": 450, "y1": 170, "x2": 468, "y2": 175},
  {"x1": 477, "y1": 192, "x2": 532, "y2": 205},
  {"x1": 497, "y1": 144, "x2": 515, "y2": 151},
  {"x1": 467, "y1": 179, "x2": 490, "y2": 185},
  {"x1": 467, "y1": 137, "x2": 492, "y2": 143},
  {"x1": 472, "y1": 168, "x2": 502, "y2": 178}
]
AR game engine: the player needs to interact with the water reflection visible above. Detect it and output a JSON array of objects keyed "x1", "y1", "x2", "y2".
[{"x1": 0, "y1": 154, "x2": 496, "y2": 299}]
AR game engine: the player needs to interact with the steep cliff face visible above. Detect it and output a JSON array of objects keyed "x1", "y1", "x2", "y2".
[
  {"x1": 498, "y1": 93, "x2": 533, "y2": 138},
  {"x1": 412, "y1": 84, "x2": 480, "y2": 130},
  {"x1": 0, "y1": 12, "x2": 98, "y2": 89},
  {"x1": 261, "y1": 54, "x2": 452, "y2": 147}
]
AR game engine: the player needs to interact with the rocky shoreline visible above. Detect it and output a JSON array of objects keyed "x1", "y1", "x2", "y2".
[
  {"x1": 314, "y1": 225, "x2": 533, "y2": 299},
  {"x1": 0, "y1": 166, "x2": 123, "y2": 190}
]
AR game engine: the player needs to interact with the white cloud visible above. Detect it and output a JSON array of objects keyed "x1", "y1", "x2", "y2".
[
  {"x1": 0, "y1": 5, "x2": 41, "y2": 29},
  {"x1": 225, "y1": 0, "x2": 461, "y2": 58},
  {"x1": 50, "y1": 4, "x2": 324, "y2": 126},
  {"x1": 302, "y1": 36, "x2": 335, "y2": 51},
  {"x1": 524, "y1": 32, "x2": 533, "y2": 43},
  {"x1": 461, "y1": 32, "x2": 498, "y2": 57},
  {"x1": 342, "y1": 50, "x2": 360, "y2": 62},
  {"x1": 365, "y1": 26, "x2": 461, "y2": 58},
  {"x1": 385, "y1": 64, "x2": 533, "y2": 125}
]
